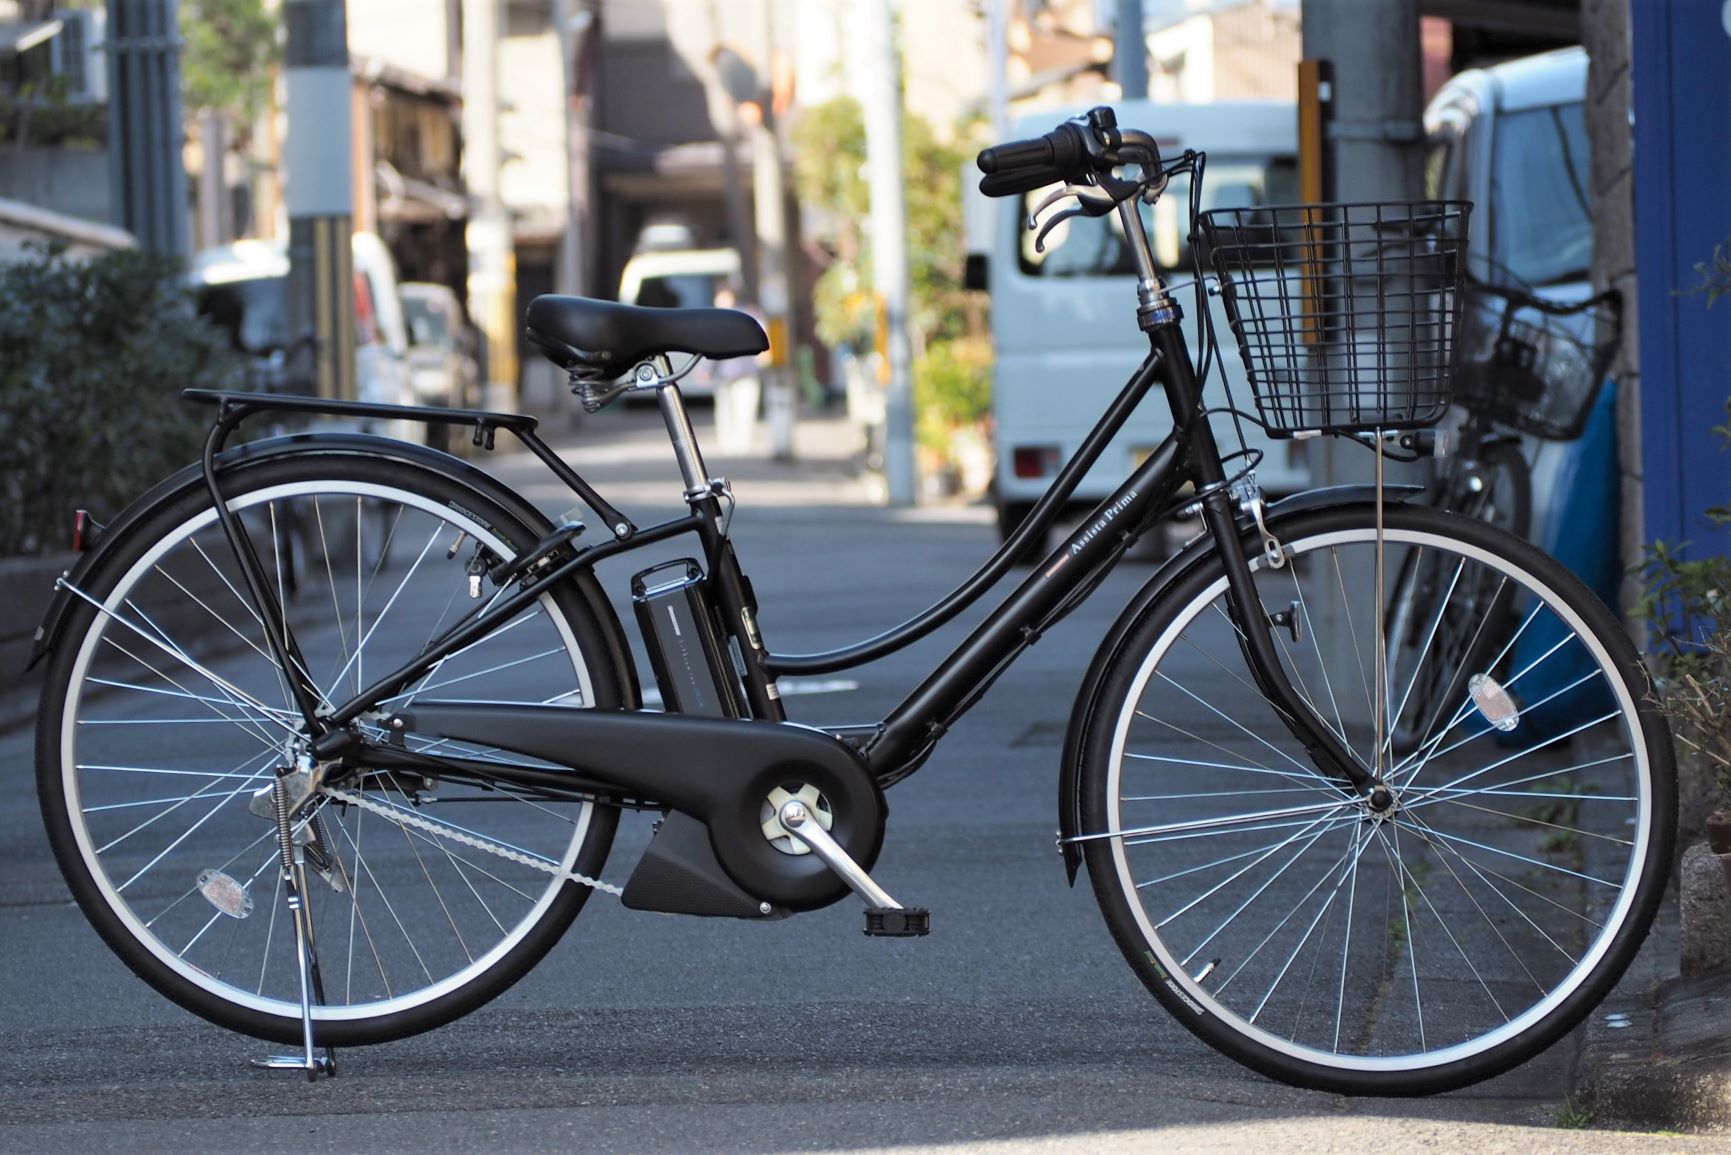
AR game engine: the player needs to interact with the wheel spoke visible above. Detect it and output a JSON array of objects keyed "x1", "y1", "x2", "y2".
[
  {"x1": 1130, "y1": 711, "x2": 1342, "y2": 796},
  {"x1": 1084, "y1": 797, "x2": 1356, "y2": 846},
  {"x1": 320, "y1": 520, "x2": 446, "y2": 703}
]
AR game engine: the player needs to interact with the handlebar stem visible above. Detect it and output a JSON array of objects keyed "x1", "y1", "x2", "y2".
[{"x1": 1115, "y1": 199, "x2": 1181, "y2": 331}]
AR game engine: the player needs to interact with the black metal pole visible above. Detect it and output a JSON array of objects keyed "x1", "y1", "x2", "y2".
[{"x1": 105, "y1": 0, "x2": 188, "y2": 255}]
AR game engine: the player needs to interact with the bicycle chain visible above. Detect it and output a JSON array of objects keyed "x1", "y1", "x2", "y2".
[{"x1": 318, "y1": 786, "x2": 624, "y2": 897}]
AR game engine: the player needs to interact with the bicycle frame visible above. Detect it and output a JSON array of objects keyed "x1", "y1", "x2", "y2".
[{"x1": 184, "y1": 208, "x2": 1374, "y2": 808}]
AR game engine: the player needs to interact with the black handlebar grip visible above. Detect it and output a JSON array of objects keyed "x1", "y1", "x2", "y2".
[
  {"x1": 978, "y1": 166, "x2": 1065, "y2": 198},
  {"x1": 977, "y1": 137, "x2": 1053, "y2": 174},
  {"x1": 977, "y1": 123, "x2": 1086, "y2": 175}
]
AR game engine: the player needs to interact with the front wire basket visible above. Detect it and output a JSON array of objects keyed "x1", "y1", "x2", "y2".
[
  {"x1": 1452, "y1": 283, "x2": 1621, "y2": 441},
  {"x1": 1198, "y1": 201, "x2": 1472, "y2": 437}
]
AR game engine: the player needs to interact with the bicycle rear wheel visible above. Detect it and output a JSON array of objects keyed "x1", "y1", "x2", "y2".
[
  {"x1": 1079, "y1": 503, "x2": 1673, "y2": 1095},
  {"x1": 37, "y1": 449, "x2": 625, "y2": 1046}
]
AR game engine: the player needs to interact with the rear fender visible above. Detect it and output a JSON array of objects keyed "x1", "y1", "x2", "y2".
[
  {"x1": 26, "y1": 434, "x2": 641, "y2": 709},
  {"x1": 1054, "y1": 483, "x2": 1420, "y2": 883}
]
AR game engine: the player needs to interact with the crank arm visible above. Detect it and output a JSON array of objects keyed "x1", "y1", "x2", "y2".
[{"x1": 779, "y1": 800, "x2": 928, "y2": 937}]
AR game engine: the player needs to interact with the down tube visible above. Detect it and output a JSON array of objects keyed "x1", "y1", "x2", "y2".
[{"x1": 866, "y1": 434, "x2": 1187, "y2": 773}]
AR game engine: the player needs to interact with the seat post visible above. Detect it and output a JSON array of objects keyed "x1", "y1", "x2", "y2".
[{"x1": 653, "y1": 356, "x2": 711, "y2": 496}]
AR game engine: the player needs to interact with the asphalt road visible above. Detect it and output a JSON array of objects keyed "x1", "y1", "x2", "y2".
[{"x1": 0, "y1": 407, "x2": 1705, "y2": 1153}]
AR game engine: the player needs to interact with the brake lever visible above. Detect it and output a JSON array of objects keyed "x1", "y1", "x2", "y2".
[
  {"x1": 1025, "y1": 183, "x2": 1117, "y2": 229},
  {"x1": 1033, "y1": 205, "x2": 1090, "y2": 254}
]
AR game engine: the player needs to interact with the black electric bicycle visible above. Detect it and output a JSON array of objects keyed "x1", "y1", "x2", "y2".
[{"x1": 31, "y1": 108, "x2": 1674, "y2": 1097}]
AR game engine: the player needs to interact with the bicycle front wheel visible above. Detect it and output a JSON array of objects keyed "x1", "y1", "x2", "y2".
[
  {"x1": 1079, "y1": 503, "x2": 1673, "y2": 1095},
  {"x1": 37, "y1": 449, "x2": 624, "y2": 1046}
]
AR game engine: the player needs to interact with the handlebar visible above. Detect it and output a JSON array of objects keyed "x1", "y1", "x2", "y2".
[
  {"x1": 975, "y1": 107, "x2": 1164, "y2": 199},
  {"x1": 1469, "y1": 276, "x2": 1623, "y2": 322}
]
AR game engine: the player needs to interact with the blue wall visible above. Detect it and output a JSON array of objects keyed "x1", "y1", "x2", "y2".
[{"x1": 1632, "y1": 0, "x2": 1731, "y2": 561}]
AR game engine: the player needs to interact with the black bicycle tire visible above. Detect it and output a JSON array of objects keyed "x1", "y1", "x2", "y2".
[
  {"x1": 1077, "y1": 502, "x2": 1674, "y2": 1095},
  {"x1": 36, "y1": 449, "x2": 625, "y2": 1047}
]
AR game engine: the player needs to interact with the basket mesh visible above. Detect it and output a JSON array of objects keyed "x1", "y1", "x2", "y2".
[
  {"x1": 1198, "y1": 201, "x2": 1472, "y2": 436},
  {"x1": 1452, "y1": 285, "x2": 1619, "y2": 441}
]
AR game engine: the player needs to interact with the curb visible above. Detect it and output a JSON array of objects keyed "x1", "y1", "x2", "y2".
[{"x1": 1575, "y1": 898, "x2": 1731, "y2": 1131}]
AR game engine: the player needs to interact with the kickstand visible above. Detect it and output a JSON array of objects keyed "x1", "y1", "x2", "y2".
[{"x1": 251, "y1": 764, "x2": 337, "y2": 1080}]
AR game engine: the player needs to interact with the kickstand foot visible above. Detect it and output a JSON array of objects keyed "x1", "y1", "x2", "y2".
[{"x1": 251, "y1": 1051, "x2": 337, "y2": 1080}]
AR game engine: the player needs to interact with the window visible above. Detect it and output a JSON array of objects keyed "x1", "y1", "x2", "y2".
[
  {"x1": 1490, "y1": 102, "x2": 1593, "y2": 286},
  {"x1": 196, "y1": 277, "x2": 288, "y2": 355},
  {"x1": 403, "y1": 295, "x2": 453, "y2": 348},
  {"x1": 1018, "y1": 156, "x2": 1298, "y2": 278},
  {"x1": 636, "y1": 272, "x2": 722, "y2": 309}
]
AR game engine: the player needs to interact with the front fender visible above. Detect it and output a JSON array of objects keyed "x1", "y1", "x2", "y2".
[
  {"x1": 1054, "y1": 483, "x2": 1421, "y2": 883},
  {"x1": 26, "y1": 433, "x2": 641, "y2": 709}
]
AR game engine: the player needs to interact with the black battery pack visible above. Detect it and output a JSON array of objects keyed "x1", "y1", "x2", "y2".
[{"x1": 631, "y1": 561, "x2": 743, "y2": 718}]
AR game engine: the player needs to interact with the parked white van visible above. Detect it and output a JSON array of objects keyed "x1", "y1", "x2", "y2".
[
  {"x1": 617, "y1": 246, "x2": 743, "y2": 400},
  {"x1": 984, "y1": 101, "x2": 1307, "y2": 549}
]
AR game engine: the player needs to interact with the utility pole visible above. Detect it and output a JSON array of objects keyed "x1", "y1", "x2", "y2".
[
  {"x1": 707, "y1": 13, "x2": 759, "y2": 304},
  {"x1": 1299, "y1": 0, "x2": 1423, "y2": 677},
  {"x1": 553, "y1": 0, "x2": 594, "y2": 298},
  {"x1": 105, "y1": 0, "x2": 189, "y2": 256},
  {"x1": 753, "y1": 0, "x2": 795, "y2": 461},
  {"x1": 1299, "y1": 0, "x2": 1421, "y2": 205},
  {"x1": 1115, "y1": 0, "x2": 1147, "y2": 101},
  {"x1": 1300, "y1": 0, "x2": 1422, "y2": 498},
  {"x1": 463, "y1": 0, "x2": 516, "y2": 409},
  {"x1": 283, "y1": 0, "x2": 354, "y2": 400},
  {"x1": 987, "y1": 0, "x2": 1008, "y2": 141},
  {"x1": 866, "y1": 0, "x2": 915, "y2": 506}
]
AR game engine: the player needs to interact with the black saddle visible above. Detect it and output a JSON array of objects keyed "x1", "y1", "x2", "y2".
[{"x1": 525, "y1": 295, "x2": 768, "y2": 378}]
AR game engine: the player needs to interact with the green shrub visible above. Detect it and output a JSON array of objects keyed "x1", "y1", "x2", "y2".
[
  {"x1": 1637, "y1": 400, "x2": 1731, "y2": 806},
  {"x1": 913, "y1": 337, "x2": 991, "y2": 453},
  {"x1": 0, "y1": 243, "x2": 243, "y2": 556}
]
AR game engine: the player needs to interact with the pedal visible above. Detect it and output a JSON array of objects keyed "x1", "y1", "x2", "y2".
[{"x1": 864, "y1": 907, "x2": 929, "y2": 937}]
